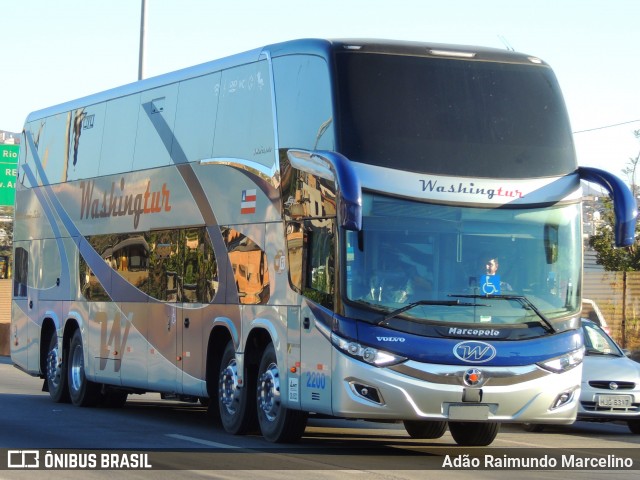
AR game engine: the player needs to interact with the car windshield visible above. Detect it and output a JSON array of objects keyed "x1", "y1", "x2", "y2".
[
  {"x1": 583, "y1": 322, "x2": 623, "y2": 356},
  {"x1": 344, "y1": 193, "x2": 582, "y2": 331}
]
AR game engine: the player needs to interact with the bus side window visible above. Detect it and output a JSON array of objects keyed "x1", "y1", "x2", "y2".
[
  {"x1": 214, "y1": 61, "x2": 275, "y2": 169},
  {"x1": 305, "y1": 219, "x2": 335, "y2": 303},
  {"x1": 273, "y1": 54, "x2": 334, "y2": 151},
  {"x1": 286, "y1": 219, "x2": 335, "y2": 309},
  {"x1": 13, "y1": 246, "x2": 28, "y2": 298},
  {"x1": 223, "y1": 227, "x2": 270, "y2": 305},
  {"x1": 286, "y1": 221, "x2": 305, "y2": 293},
  {"x1": 148, "y1": 230, "x2": 180, "y2": 302},
  {"x1": 180, "y1": 228, "x2": 218, "y2": 303}
]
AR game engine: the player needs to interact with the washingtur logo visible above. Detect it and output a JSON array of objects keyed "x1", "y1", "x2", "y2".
[
  {"x1": 453, "y1": 341, "x2": 497, "y2": 363},
  {"x1": 79, "y1": 178, "x2": 172, "y2": 229},
  {"x1": 419, "y1": 179, "x2": 525, "y2": 201}
]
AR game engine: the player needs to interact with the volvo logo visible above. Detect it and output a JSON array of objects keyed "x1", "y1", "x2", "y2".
[
  {"x1": 376, "y1": 336, "x2": 406, "y2": 342},
  {"x1": 464, "y1": 368, "x2": 483, "y2": 386},
  {"x1": 453, "y1": 341, "x2": 497, "y2": 363},
  {"x1": 609, "y1": 382, "x2": 619, "y2": 390}
]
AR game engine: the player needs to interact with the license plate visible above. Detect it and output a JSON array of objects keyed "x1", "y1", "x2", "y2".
[
  {"x1": 597, "y1": 394, "x2": 632, "y2": 408},
  {"x1": 449, "y1": 405, "x2": 490, "y2": 421}
]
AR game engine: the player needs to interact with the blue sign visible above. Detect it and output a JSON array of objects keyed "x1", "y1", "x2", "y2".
[{"x1": 480, "y1": 274, "x2": 501, "y2": 295}]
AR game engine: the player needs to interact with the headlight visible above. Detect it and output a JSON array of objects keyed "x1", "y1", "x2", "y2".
[
  {"x1": 537, "y1": 348, "x2": 584, "y2": 373},
  {"x1": 331, "y1": 332, "x2": 407, "y2": 367}
]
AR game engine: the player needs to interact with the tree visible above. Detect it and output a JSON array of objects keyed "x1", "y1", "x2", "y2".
[
  {"x1": 588, "y1": 130, "x2": 640, "y2": 271},
  {"x1": 621, "y1": 129, "x2": 640, "y2": 198}
]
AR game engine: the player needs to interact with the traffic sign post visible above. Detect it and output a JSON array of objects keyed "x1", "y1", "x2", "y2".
[{"x1": 0, "y1": 145, "x2": 18, "y2": 206}]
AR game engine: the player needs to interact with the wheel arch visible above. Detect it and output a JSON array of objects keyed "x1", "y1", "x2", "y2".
[
  {"x1": 245, "y1": 325, "x2": 274, "y2": 370},
  {"x1": 40, "y1": 318, "x2": 57, "y2": 375},
  {"x1": 205, "y1": 323, "x2": 234, "y2": 399},
  {"x1": 62, "y1": 318, "x2": 80, "y2": 351},
  {"x1": 39, "y1": 316, "x2": 80, "y2": 376}
]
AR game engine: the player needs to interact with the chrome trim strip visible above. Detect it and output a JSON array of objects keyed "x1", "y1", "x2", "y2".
[{"x1": 389, "y1": 362, "x2": 548, "y2": 386}]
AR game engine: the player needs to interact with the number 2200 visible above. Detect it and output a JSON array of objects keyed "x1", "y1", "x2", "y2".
[{"x1": 305, "y1": 372, "x2": 326, "y2": 389}]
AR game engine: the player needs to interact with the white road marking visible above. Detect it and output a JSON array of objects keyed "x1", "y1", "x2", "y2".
[{"x1": 166, "y1": 433, "x2": 237, "y2": 449}]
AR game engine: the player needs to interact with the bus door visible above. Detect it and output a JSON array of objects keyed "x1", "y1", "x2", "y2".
[
  {"x1": 300, "y1": 301, "x2": 333, "y2": 413},
  {"x1": 177, "y1": 305, "x2": 202, "y2": 395},
  {"x1": 176, "y1": 228, "x2": 210, "y2": 395},
  {"x1": 295, "y1": 219, "x2": 336, "y2": 413},
  {"x1": 146, "y1": 230, "x2": 180, "y2": 393}
]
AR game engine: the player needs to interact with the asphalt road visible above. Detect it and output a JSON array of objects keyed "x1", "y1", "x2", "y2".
[{"x1": 1, "y1": 355, "x2": 639, "y2": 480}]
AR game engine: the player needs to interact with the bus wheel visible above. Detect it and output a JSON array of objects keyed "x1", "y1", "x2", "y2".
[
  {"x1": 256, "y1": 343, "x2": 308, "y2": 443},
  {"x1": 45, "y1": 333, "x2": 70, "y2": 403},
  {"x1": 67, "y1": 329, "x2": 101, "y2": 407},
  {"x1": 218, "y1": 341, "x2": 256, "y2": 435},
  {"x1": 448, "y1": 421, "x2": 500, "y2": 446},
  {"x1": 403, "y1": 420, "x2": 447, "y2": 439}
]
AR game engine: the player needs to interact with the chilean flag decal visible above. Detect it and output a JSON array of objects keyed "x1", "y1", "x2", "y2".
[{"x1": 241, "y1": 189, "x2": 257, "y2": 214}]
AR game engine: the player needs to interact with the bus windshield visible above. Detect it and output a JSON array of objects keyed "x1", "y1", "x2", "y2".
[
  {"x1": 344, "y1": 194, "x2": 582, "y2": 329},
  {"x1": 335, "y1": 52, "x2": 575, "y2": 178}
]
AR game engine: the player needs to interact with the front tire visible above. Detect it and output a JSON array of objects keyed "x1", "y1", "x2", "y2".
[
  {"x1": 45, "y1": 333, "x2": 70, "y2": 403},
  {"x1": 448, "y1": 421, "x2": 500, "y2": 446},
  {"x1": 403, "y1": 420, "x2": 447, "y2": 439},
  {"x1": 67, "y1": 329, "x2": 101, "y2": 407},
  {"x1": 256, "y1": 343, "x2": 307, "y2": 443},
  {"x1": 628, "y1": 420, "x2": 640, "y2": 434},
  {"x1": 522, "y1": 423, "x2": 545, "y2": 432},
  {"x1": 218, "y1": 341, "x2": 257, "y2": 435}
]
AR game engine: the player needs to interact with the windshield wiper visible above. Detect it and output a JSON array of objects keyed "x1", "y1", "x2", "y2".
[
  {"x1": 585, "y1": 348, "x2": 621, "y2": 357},
  {"x1": 450, "y1": 294, "x2": 556, "y2": 333},
  {"x1": 380, "y1": 299, "x2": 487, "y2": 324}
]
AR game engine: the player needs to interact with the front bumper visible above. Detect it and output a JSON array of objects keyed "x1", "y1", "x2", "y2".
[
  {"x1": 578, "y1": 387, "x2": 640, "y2": 421},
  {"x1": 331, "y1": 351, "x2": 581, "y2": 424}
]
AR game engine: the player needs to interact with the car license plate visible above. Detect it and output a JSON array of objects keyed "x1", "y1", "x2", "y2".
[
  {"x1": 449, "y1": 405, "x2": 489, "y2": 420},
  {"x1": 597, "y1": 394, "x2": 632, "y2": 408}
]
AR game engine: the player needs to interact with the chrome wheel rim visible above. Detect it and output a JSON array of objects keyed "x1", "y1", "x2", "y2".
[
  {"x1": 69, "y1": 344, "x2": 84, "y2": 393},
  {"x1": 46, "y1": 342, "x2": 62, "y2": 390},
  {"x1": 219, "y1": 359, "x2": 240, "y2": 415},
  {"x1": 258, "y1": 362, "x2": 281, "y2": 422}
]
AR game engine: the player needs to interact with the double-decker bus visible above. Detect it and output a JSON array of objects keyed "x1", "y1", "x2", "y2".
[{"x1": 11, "y1": 39, "x2": 636, "y2": 446}]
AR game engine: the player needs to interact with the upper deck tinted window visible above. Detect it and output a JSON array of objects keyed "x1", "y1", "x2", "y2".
[{"x1": 335, "y1": 53, "x2": 575, "y2": 178}]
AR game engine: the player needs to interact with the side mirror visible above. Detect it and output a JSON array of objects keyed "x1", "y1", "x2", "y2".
[
  {"x1": 287, "y1": 149, "x2": 362, "y2": 231},
  {"x1": 578, "y1": 167, "x2": 638, "y2": 247}
]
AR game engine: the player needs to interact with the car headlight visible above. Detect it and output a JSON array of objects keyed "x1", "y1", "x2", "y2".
[
  {"x1": 537, "y1": 348, "x2": 584, "y2": 373},
  {"x1": 331, "y1": 332, "x2": 407, "y2": 367}
]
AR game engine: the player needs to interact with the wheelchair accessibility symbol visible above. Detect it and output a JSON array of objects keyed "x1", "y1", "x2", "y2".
[{"x1": 480, "y1": 274, "x2": 501, "y2": 295}]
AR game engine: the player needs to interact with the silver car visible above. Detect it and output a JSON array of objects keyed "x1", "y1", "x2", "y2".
[
  {"x1": 578, "y1": 319, "x2": 640, "y2": 433},
  {"x1": 524, "y1": 319, "x2": 640, "y2": 434}
]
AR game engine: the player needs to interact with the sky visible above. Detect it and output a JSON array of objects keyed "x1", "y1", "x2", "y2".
[{"x1": 2, "y1": 0, "x2": 639, "y2": 182}]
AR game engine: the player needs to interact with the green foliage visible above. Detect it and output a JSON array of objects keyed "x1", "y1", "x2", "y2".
[
  {"x1": 588, "y1": 195, "x2": 640, "y2": 272},
  {"x1": 589, "y1": 132, "x2": 640, "y2": 271}
]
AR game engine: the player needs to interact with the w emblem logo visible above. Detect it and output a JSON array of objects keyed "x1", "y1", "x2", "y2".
[{"x1": 453, "y1": 341, "x2": 496, "y2": 363}]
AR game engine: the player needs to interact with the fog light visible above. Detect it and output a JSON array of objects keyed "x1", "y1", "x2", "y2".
[
  {"x1": 351, "y1": 382, "x2": 383, "y2": 404},
  {"x1": 551, "y1": 389, "x2": 575, "y2": 410}
]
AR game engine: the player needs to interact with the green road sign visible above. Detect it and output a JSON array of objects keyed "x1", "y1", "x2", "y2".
[{"x1": 0, "y1": 145, "x2": 18, "y2": 206}]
